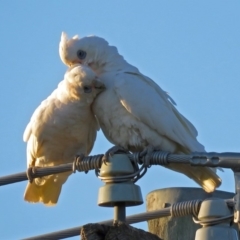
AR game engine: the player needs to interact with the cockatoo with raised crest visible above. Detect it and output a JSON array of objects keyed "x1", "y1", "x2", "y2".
[
  {"x1": 59, "y1": 32, "x2": 221, "y2": 193},
  {"x1": 23, "y1": 64, "x2": 105, "y2": 205}
]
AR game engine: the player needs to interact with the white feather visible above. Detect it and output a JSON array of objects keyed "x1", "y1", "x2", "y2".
[
  {"x1": 59, "y1": 33, "x2": 221, "y2": 193},
  {"x1": 23, "y1": 64, "x2": 104, "y2": 205}
]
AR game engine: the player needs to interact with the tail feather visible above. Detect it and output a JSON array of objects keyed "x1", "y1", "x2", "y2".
[
  {"x1": 165, "y1": 163, "x2": 221, "y2": 193},
  {"x1": 24, "y1": 172, "x2": 71, "y2": 206}
]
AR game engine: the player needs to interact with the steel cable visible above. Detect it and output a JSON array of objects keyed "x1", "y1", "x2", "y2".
[
  {"x1": 2, "y1": 151, "x2": 240, "y2": 186},
  {"x1": 23, "y1": 199, "x2": 234, "y2": 240}
]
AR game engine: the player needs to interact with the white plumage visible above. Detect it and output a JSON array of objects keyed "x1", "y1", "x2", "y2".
[
  {"x1": 23, "y1": 64, "x2": 105, "y2": 205},
  {"x1": 59, "y1": 32, "x2": 221, "y2": 192}
]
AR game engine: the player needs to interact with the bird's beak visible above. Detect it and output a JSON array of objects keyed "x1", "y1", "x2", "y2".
[{"x1": 93, "y1": 79, "x2": 105, "y2": 92}]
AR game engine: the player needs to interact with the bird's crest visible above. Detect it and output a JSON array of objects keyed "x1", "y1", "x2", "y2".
[
  {"x1": 61, "y1": 32, "x2": 68, "y2": 43},
  {"x1": 59, "y1": 32, "x2": 83, "y2": 66},
  {"x1": 59, "y1": 32, "x2": 70, "y2": 66}
]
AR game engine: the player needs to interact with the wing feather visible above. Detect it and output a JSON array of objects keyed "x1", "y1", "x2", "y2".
[{"x1": 114, "y1": 72, "x2": 205, "y2": 152}]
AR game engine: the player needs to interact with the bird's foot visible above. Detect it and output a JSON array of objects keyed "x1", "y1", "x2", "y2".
[
  {"x1": 102, "y1": 146, "x2": 129, "y2": 165},
  {"x1": 26, "y1": 166, "x2": 47, "y2": 185},
  {"x1": 139, "y1": 146, "x2": 161, "y2": 167},
  {"x1": 26, "y1": 166, "x2": 37, "y2": 183}
]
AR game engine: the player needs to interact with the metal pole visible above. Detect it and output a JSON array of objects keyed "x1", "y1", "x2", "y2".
[{"x1": 114, "y1": 203, "x2": 126, "y2": 222}]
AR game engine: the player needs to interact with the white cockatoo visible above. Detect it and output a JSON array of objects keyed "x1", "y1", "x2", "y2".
[
  {"x1": 23, "y1": 64, "x2": 105, "y2": 205},
  {"x1": 58, "y1": 32, "x2": 221, "y2": 193}
]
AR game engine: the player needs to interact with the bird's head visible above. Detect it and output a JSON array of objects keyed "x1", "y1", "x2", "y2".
[
  {"x1": 59, "y1": 32, "x2": 119, "y2": 74},
  {"x1": 64, "y1": 64, "x2": 105, "y2": 103}
]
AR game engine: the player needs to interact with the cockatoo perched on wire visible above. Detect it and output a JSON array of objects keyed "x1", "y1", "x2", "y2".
[
  {"x1": 23, "y1": 64, "x2": 105, "y2": 205},
  {"x1": 59, "y1": 32, "x2": 221, "y2": 193}
]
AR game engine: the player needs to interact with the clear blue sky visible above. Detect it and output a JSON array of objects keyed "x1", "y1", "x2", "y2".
[{"x1": 0, "y1": 1, "x2": 240, "y2": 239}]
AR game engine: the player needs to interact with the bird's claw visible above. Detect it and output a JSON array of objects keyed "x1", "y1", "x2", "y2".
[
  {"x1": 26, "y1": 166, "x2": 37, "y2": 183},
  {"x1": 102, "y1": 155, "x2": 108, "y2": 166},
  {"x1": 139, "y1": 146, "x2": 161, "y2": 167},
  {"x1": 102, "y1": 146, "x2": 129, "y2": 165}
]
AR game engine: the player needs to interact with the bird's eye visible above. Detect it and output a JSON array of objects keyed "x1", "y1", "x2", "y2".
[
  {"x1": 77, "y1": 50, "x2": 87, "y2": 60},
  {"x1": 83, "y1": 86, "x2": 92, "y2": 93}
]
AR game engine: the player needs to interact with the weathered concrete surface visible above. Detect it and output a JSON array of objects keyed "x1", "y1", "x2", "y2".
[
  {"x1": 146, "y1": 187, "x2": 236, "y2": 240},
  {"x1": 80, "y1": 222, "x2": 162, "y2": 240}
]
